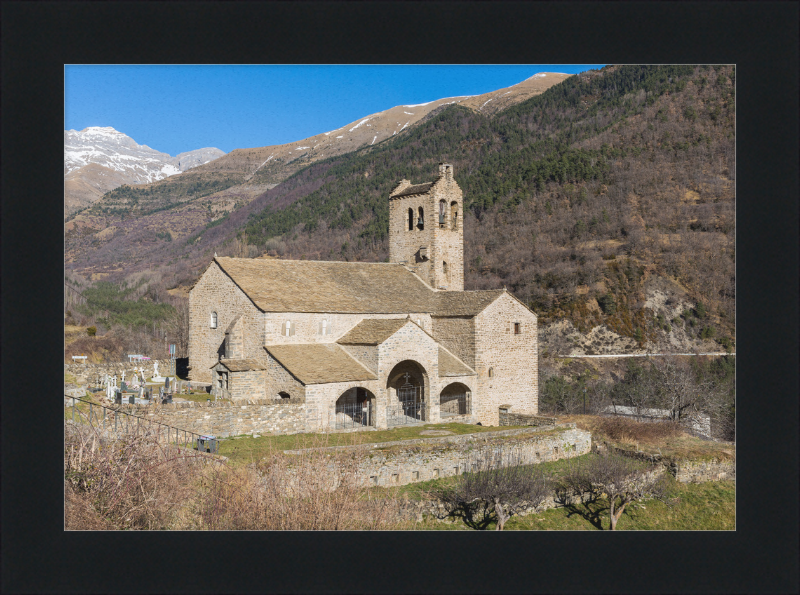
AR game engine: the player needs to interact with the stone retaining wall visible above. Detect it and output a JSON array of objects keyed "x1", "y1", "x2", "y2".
[
  {"x1": 112, "y1": 399, "x2": 307, "y2": 437},
  {"x1": 287, "y1": 425, "x2": 591, "y2": 487},
  {"x1": 498, "y1": 409, "x2": 557, "y2": 427},
  {"x1": 593, "y1": 441, "x2": 735, "y2": 483},
  {"x1": 673, "y1": 458, "x2": 736, "y2": 483}
]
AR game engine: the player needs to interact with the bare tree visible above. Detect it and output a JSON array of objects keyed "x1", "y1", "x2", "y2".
[
  {"x1": 558, "y1": 452, "x2": 668, "y2": 530},
  {"x1": 433, "y1": 450, "x2": 550, "y2": 530}
]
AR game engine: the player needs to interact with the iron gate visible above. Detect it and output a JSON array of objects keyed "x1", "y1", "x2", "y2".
[
  {"x1": 387, "y1": 379, "x2": 427, "y2": 426},
  {"x1": 334, "y1": 400, "x2": 373, "y2": 430}
]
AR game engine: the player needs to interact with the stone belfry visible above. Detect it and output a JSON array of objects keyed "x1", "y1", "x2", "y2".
[{"x1": 388, "y1": 163, "x2": 464, "y2": 291}]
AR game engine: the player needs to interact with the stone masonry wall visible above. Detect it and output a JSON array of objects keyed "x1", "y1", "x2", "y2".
[
  {"x1": 230, "y1": 369, "x2": 267, "y2": 401},
  {"x1": 499, "y1": 410, "x2": 557, "y2": 427},
  {"x1": 377, "y1": 322, "x2": 440, "y2": 427},
  {"x1": 116, "y1": 399, "x2": 307, "y2": 437},
  {"x1": 673, "y1": 459, "x2": 736, "y2": 483},
  {"x1": 263, "y1": 312, "x2": 433, "y2": 344},
  {"x1": 388, "y1": 166, "x2": 463, "y2": 291},
  {"x1": 265, "y1": 352, "x2": 306, "y2": 401},
  {"x1": 65, "y1": 359, "x2": 175, "y2": 385},
  {"x1": 189, "y1": 262, "x2": 265, "y2": 382},
  {"x1": 286, "y1": 425, "x2": 591, "y2": 487},
  {"x1": 431, "y1": 316, "x2": 475, "y2": 368},
  {"x1": 340, "y1": 345, "x2": 378, "y2": 373},
  {"x1": 474, "y1": 293, "x2": 538, "y2": 425}
]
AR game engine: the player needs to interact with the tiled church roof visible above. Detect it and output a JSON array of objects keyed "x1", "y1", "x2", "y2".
[
  {"x1": 433, "y1": 290, "x2": 506, "y2": 316},
  {"x1": 265, "y1": 344, "x2": 377, "y2": 384},
  {"x1": 213, "y1": 358, "x2": 265, "y2": 372},
  {"x1": 337, "y1": 318, "x2": 409, "y2": 345},
  {"x1": 390, "y1": 181, "x2": 435, "y2": 198},
  {"x1": 213, "y1": 258, "x2": 513, "y2": 317},
  {"x1": 438, "y1": 347, "x2": 476, "y2": 377},
  {"x1": 215, "y1": 257, "x2": 434, "y2": 314}
]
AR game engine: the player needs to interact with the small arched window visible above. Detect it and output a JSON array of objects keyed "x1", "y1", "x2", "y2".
[
  {"x1": 443, "y1": 261, "x2": 448, "y2": 279},
  {"x1": 451, "y1": 201, "x2": 459, "y2": 230},
  {"x1": 488, "y1": 367, "x2": 494, "y2": 378},
  {"x1": 210, "y1": 312, "x2": 217, "y2": 328},
  {"x1": 278, "y1": 391, "x2": 291, "y2": 400},
  {"x1": 282, "y1": 321, "x2": 295, "y2": 336},
  {"x1": 319, "y1": 319, "x2": 331, "y2": 335},
  {"x1": 408, "y1": 208, "x2": 414, "y2": 231},
  {"x1": 439, "y1": 200, "x2": 447, "y2": 228},
  {"x1": 417, "y1": 207, "x2": 424, "y2": 230}
]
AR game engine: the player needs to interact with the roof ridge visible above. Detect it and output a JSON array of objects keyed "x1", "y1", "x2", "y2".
[{"x1": 217, "y1": 256, "x2": 406, "y2": 266}]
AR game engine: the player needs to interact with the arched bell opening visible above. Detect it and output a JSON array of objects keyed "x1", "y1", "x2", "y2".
[
  {"x1": 440, "y1": 382, "x2": 472, "y2": 417},
  {"x1": 334, "y1": 387, "x2": 376, "y2": 430}
]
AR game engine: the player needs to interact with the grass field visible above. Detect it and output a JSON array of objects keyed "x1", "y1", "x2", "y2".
[
  {"x1": 413, "y1": 476, "x2": 735, "y2": 531},
  {"x1": 559, "y1": 414, "x2": 735, "y2": 462},
  {"x1": 217, "y1": 422, "x2": 528, "y2": 464}
]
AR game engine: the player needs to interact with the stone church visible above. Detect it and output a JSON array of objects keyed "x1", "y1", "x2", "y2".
[{"x1": 188, "y1": 164, "x2": 538, "y2": 429}]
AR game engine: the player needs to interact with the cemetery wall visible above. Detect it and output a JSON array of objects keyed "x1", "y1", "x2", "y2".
[
  {"x1": 65, "y1": 359, "x2": 176, "y2": 385},
  {"x1": 116, "y1": 399, "x2": 307, "y2": 437},
  {"x1": 285, "y1": 425, "x2": 591, "y2": 487}
]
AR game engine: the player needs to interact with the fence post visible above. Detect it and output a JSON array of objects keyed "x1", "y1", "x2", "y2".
[
  {"x1": 72, "y1": 399, "x2": 75, "y2": 422},
  {"x1": 89, "y1": 402, "x2": 93, "y2": 426}
]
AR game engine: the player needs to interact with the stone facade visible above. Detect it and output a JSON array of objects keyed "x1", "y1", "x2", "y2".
[
  {"x1": 474, "y1": 293, "x2": 538, "y2": 425},
  {"x1": 189, "y1": 262, "x2": 264, "y2": 382},
  {"x1": 388, "y1": 163, "x2": 464, "y2": 291},
  {"x1": 187, "y1": 164, "x2": 539, "y2": 431}
]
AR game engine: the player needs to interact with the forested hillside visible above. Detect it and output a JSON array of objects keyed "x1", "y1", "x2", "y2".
[
  {"x1": 66, "y1": 65, "x2": 735, "y2": 357},
  {"x1": 234, "y1": 65, "x2": 735, "y2": 351}
]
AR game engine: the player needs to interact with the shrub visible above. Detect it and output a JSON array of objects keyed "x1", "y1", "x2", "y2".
[
  {"x1": 700, "y1": 326, "x2": 716, "y2": 340},
  {"x1": 433, "y1": 451, "x2": 551, "y2": 530},
  {"x1": 598, "y1": 293, "x2": 616, "y2": 315},
  {"x1": 86, "y1": 326, "x2": 97, "y2": 337},
  {"x1": 592, "y1": 415, "x2": 682, "y2": 444}
]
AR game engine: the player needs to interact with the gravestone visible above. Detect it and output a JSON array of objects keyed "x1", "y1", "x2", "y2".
[{"x1": 128, "y1": 393, "x2": 135, "y2": 405}]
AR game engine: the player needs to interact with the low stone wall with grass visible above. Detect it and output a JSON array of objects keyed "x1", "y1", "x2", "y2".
[
  {"x1": 672, "y1": 458, "x2": 735, "y2": 483},
  {"x1": 498, "y1": 408, "x2": 557, "y2": 427},
  {"x1": 592, "y1": 441, "x2": 735, "y2": 483},
  {"x1": 113, "y1": 399, "x2": 308, "y2": 437},
  {"x1": 286, "y1": 425, "x2": 591, "y2": 487}
]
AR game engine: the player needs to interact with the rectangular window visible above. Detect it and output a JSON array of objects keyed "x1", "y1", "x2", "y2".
[{"x1": 514, "y1": 322, "x2": 521, "y2": 335}]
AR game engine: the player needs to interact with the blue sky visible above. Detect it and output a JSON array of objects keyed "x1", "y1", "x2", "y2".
[{"x1": 65, "y1": 65, "x2": 606, "y2": 156}]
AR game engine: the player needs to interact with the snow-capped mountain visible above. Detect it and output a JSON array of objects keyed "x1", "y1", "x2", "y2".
[
  {"x1": 64, "y1": 126, "x2": 225, "y2": 217},
  {"x1": 64, "y1": 126, "x2": 225, "y2": 182}
]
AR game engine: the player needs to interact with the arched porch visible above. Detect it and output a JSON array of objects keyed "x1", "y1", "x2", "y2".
[
  {"x1": 439, "y1": 382, "x2": 472, "y2": 418},
  {"x1": 386, "y1": 360, "x2": 429, "y2": 426},
  {"x1": 334, "y1": 387, "x2": 376, "y2": 430}
]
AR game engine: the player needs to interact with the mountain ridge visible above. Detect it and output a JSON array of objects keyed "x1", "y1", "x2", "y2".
[{"x1": 64, "y1": 126, "x2": 225, "y2": 217}]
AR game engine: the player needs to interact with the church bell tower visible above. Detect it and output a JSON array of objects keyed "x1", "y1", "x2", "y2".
[{"x1": 388, "y1": 163, "x2": 464, "y2": 291}]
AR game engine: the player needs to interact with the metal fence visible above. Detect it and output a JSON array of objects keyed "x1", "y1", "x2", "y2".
[
  {"x1": 334, "y1": 401, "x2": 374, "y2": 430},
  {"x1": 64, "y1": 394, "x2": 217, "y2": 451}
]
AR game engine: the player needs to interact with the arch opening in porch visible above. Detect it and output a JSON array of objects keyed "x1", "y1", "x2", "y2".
[
  {"x1": 334, "y1": 387, "x2": 376, "y2": 430},
  {"x1": 386, "y1": 360, "x2": 429, "y2": 425},
  {"x1": 440, "y1": 382, "x2": 471, "y2": 417}
]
